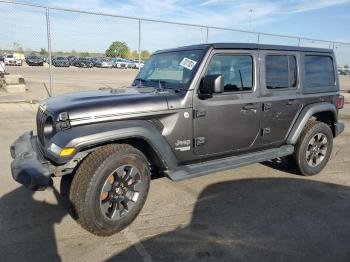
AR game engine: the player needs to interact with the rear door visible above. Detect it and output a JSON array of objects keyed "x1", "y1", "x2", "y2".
[{"x1": 260, "y1": 51, "x2": 303, "y2": 146}]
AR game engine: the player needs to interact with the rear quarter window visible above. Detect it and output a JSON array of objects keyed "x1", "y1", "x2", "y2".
[
  {"x1": 305, "y1": 55, "x2": 335, "y2": 89},
  {"x1": 266, "y1": 55, "x2": 297, "y2": 89}
]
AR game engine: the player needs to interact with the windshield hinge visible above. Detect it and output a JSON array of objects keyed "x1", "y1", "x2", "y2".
[{"x1": 193, "y1": 109, "x2": 206, "y2": 118}]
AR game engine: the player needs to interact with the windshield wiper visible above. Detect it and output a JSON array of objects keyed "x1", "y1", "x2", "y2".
[
  {"x1": 133, "y1": 77, "x2": 148, "y2": 87},
  {"x1": 146, "y1": 79, "x2": 167, "y2": 92}
]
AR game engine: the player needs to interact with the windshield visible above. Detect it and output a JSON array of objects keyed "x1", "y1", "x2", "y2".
[{"x1": 133, "y1": 49, "x2": 204, "y2": 90}]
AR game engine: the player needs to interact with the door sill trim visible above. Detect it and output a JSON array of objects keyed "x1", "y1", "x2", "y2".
[{"x1": 166, "y1": 145, "x2": 294, "y2": 181}]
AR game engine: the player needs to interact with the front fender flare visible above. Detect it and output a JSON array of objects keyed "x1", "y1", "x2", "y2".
[
  {"x1": 47, "y1": 120, "x2": 178, "y2": 169},
  {"x1": 286, "y1": 102, "x2": 337, "y2": 145}
]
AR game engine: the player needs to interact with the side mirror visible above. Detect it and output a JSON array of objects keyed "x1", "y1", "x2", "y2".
[{"x1": 199, "y1": 75, "x2": 224, "y2": 97}]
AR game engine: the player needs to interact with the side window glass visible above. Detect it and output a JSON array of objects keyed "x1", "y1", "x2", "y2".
[
  {"x1": 206, "y1": 54, "x2": 253, "y2": 92},
  {"x1": 266, "y1": 55, "x2": 297, "y2": 89},
  {"x1": 305, "y1": 55, "x2": 335, "y2": 88}
]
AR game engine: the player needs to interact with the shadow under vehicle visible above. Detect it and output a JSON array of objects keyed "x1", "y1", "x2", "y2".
[{"x1": 107, "y1": 178, "x2": 350, "y2": 262}]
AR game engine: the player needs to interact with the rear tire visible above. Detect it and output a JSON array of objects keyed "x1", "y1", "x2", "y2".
[
  {"x1": 293, "y1": 120, "x2": 333, "y2": 176},
  {"x1": 69, "y1": 144, "x2": 150, "y2": 236}
]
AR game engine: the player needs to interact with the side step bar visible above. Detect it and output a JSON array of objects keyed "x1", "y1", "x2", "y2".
[{"x1": 167, "y1": 145, "x2": 294, "y2": 181}]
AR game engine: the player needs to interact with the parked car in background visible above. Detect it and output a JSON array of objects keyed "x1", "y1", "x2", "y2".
[
  {"x1": 25, "y1": 55, "x2": 44, "y2": 66},
  {"x1": 52, "y1": 57, "x2": 70, "y2": 67},
  {"x1": 94, "y1": 58, "x2": 113, "y2": 68},
  {"x1": 91, "y1": 57, "x2": 102, "y2": 67},
  {"x1": 4, "y1": 54, "x2": 22, "y2": 66},
  {"x1": 0, "y1": 61, "x2": 5, "y2": 74},
  {"x1": 73, "y1": 57, "x2": 94, "y2": 68},
  {"x1": 67, "y1": 56, "x2": 77, "y2": 65},
  {"x1": 128, "y1": 59, "x2": 145, "y2": 69},
  {"x1": 337, "y1": 69, "x2": 346, "y2": 75},
  {"x1": 112, "y1": 58, "x2": 129, "y2": 69}
]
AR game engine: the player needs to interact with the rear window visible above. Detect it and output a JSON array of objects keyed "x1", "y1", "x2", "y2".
[
  {"x1": 305, "y1": 56, "x2": 335, "y2": 88},
  {"x1": 266, "y1": 55, "x2": 297, "y2": 89}
]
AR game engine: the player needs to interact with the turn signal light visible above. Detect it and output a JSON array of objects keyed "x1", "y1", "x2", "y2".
[{"x1": 59, "y1": 147, "x2": 76, "y2": 157}]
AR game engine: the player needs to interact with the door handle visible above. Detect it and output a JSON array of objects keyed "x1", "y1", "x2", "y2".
[
  {"x1": 286, "y1": 99, "x2": 298, "y2": 105},
  {"x1": 242, "y1": 103, "x2": 257, "y2": 111}
]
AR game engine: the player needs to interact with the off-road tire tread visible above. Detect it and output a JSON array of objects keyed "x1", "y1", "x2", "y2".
[
  {"x1": 70, "y1": 144, "x2": 149, "y2": 236},
  {"x1": 293, "y1": 120, "x2": 333, "y2": 176}
]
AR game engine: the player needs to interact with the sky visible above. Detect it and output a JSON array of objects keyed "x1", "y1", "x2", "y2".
[{"x1": 0, "y1": 0, "x2": 350, "y2": 65}]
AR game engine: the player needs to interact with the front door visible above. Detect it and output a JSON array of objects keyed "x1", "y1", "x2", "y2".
[{"x1": 193, "y1": 51, "x2": 261, "y2": 156}]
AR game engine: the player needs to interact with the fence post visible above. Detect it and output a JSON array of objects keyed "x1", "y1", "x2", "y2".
[
  {"x1": 298, "y1": 38, "x2": 301, "y2": 46},
  {"x1": 138, "y1": 19, "x2": 141, "y2": 71},
  {"x1": 332, "y1": 42, "x2": 335, "y2": 50},
  {"x1": 45, "y1": 6, "x2": 53, "y2": 97},
  {"x1": 206, "y1": 27, "x2": 209, "y2": 43},
  {"x1": 257, "y1": 33, "x2": 260, "y2": 44}
]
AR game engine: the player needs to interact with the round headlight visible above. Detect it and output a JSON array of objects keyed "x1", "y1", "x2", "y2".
[{"x1": 43, "y1": 116, "x2": 55, "y2": 140}]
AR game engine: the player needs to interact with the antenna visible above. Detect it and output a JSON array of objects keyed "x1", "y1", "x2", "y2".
[{"x1": 249, "y1": 9, "x2": 254, "y2": 31}]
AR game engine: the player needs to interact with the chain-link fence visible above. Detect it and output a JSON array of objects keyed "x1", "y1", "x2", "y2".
[{"x1": 0, "y1": 0, "x2": 350, "y2": 102}]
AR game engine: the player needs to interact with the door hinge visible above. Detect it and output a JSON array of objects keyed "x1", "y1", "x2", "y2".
[
  {"x1": 194, "y1": 137, "x2": 206, "y2": 147},
  {"x1": 263, "y1": 103, "x2": 272, "y2": 111},
  {"x1": 193, "y1": 109, "x2": 206, "y2": 118},
  {"x1": 262, "y1": 127, "x2": 271, "y2": 136}
]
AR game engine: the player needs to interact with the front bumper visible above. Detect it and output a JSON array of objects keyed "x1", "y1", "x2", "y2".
[
  {"x1": 28, "y1": 62, "x2": 43, "y2": 66},
  {"x1": 5, "y1": 61, "x2": 21, "y2": 66},
  {"x1": 54, "y1": 63, "x2": 70, "y2": 67},
  {"x1": 10, "y1": 131, "x2": 53, "y2": 191}
]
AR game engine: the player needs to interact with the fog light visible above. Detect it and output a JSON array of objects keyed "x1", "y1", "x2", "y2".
[{"x1": 60, "y1": 147, "x2": 76, "y2": 157}]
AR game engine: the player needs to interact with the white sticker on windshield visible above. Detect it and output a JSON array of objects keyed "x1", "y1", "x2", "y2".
[{"x1": 180, "y1": 57, "x2": 197, "y2": 70}]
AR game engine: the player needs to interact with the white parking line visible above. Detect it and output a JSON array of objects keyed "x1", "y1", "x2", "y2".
[{"x1": 124, "y1": 227, "x2": 153, "y2": 262}]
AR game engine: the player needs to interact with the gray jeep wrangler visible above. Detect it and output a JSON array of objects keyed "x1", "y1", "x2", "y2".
[{"x1": 10, "y1": 43, "x2": 345, "y2": 236}]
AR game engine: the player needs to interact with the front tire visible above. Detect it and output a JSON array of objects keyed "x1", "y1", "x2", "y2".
[
  {"x1": 293, "y1": 120, "x2": 333, "y2": 176},
  {"x1": 70, "y1": 144, "x2": 150, "y2": 236}
]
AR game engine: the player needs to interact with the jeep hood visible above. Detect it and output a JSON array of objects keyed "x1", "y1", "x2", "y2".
[{"x1": 43, "y1": 88, "x2": 169, "y2": 122}]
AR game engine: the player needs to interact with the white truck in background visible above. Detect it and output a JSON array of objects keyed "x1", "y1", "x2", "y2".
[
  {"x1": 4, "y1": 54, "x2": 22, "y2": 66},
  {"x1": 0, "y1": 61, "x2": 5, "y2": 73}
]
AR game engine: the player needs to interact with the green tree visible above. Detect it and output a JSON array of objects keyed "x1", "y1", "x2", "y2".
[
  {"x1": 141, "y1": 50, "x2": 150, "y2": 60},
  {"x1": 105, "y1": 41, "x2": 129, "y2": 58},
  {"x1": 344, "y1": 65, "x2": 349, "y2": 69},
  {"x1": 130, "y1": 50, "x2": 139, "y2": 59},
  {"x1": 80, "y1": 52, "x2": 90, "y2": 57},
  {"x1": 12, "y1": 42, "x2": 23, "y2": 53},
  {"x1": 39, "y1": 48, "x2": 48, "y2": 56}
]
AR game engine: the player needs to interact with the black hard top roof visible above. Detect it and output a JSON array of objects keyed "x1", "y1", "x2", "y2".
[{"x1": 154, "y1": 43, "x2": 332, "y2": 54}]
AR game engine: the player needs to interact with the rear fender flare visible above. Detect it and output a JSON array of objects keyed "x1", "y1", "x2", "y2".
[{"x1": 286, "y1": 102, "x2": 337, "y2": 145}]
